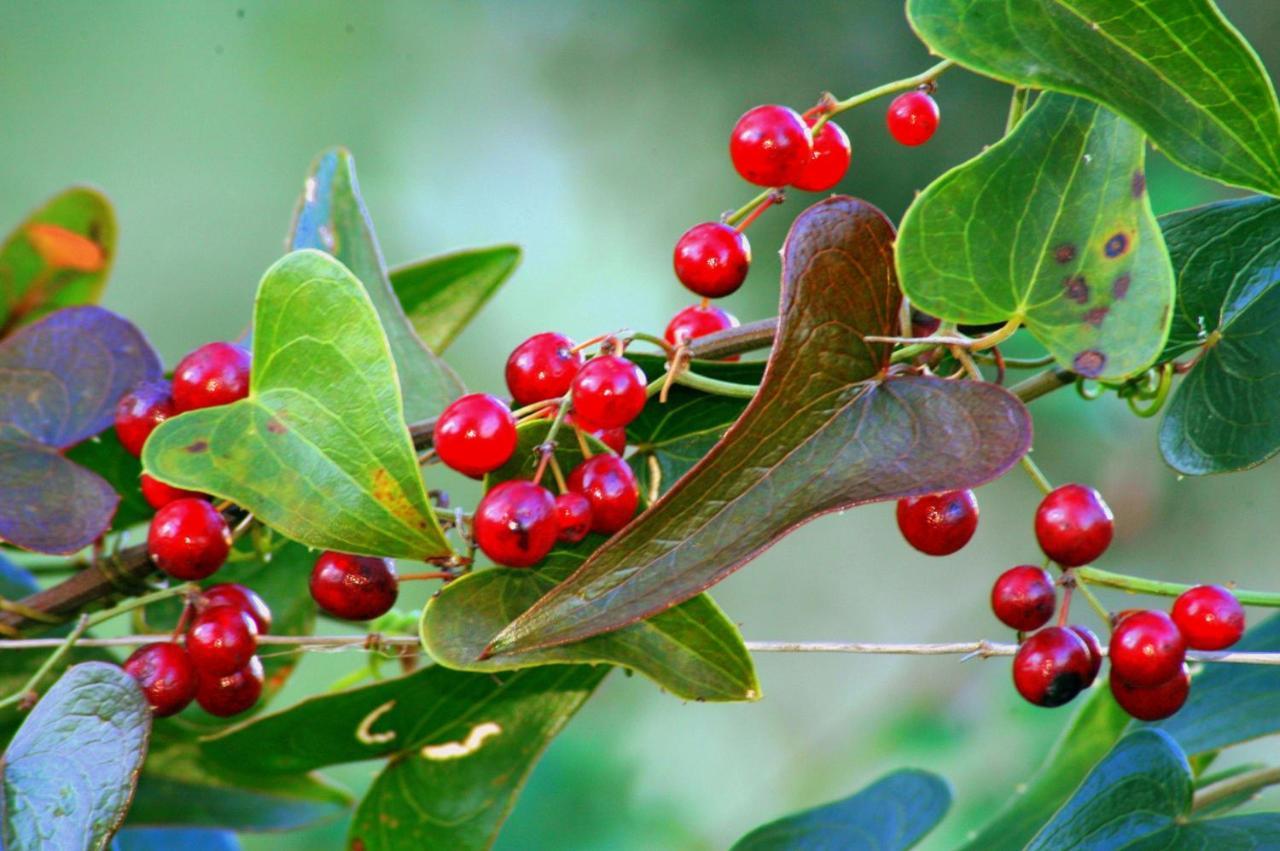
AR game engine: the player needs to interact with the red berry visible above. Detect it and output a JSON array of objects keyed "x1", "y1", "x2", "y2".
[
  {"x1": 571, "y1": 355, "x2": 648, "y2": 429},
  {"x1": 114, "y1": 381, "x2": 175, "y2": 457},
  {"x1": 1109, "y1": 664, "x2": 1190, "y2": 721},
  {"x1": 896, "y1": 489, "x2": 979, "y2": 556},
  {"x1": 1070, "y1": 625, "x2": 1104, "y2": 687},
  {"x1": 729, "y1": 104, "x2": 813, "y2": 187},
  {"x1": 139, "y1": 473, "x2": 205, "y2": 510},
  {"x1": 1109, "y1": 609, "x2": 1186, "y2": 687},
  {"x1": 147, "y1": 498, "x2": 231, "y2": 581},
  {"x1": 910, "y1": 309, "x2": 942, "y2": 338},
  {"x1": 664, "y1": 305, "x2": 740, "y2": 360},
  {"x1": 432, "y1": 393, "x2": 517, "y2": 478},
  {"x1": 309, "y1": 552, "x2": 399, "y2": 621},
  {"x1": 1012, "y1": 626, "x2": 1093, "y2": 708},
  {"x1": 673, "y1": 222, "x2": 752, "y2": 298},
  {"x1": 195, "y1": 655, "x2": 264, "y2": 717},
  {"x1": 1172, "y1": 584, "x2": 1245, "y2": 650},
  {"x1": 566, "y1": 413, "x2": 626, "y2": 455},
  {"x1": 186, "y1": 605, "x2": 258, "y2": 677},
  {"x1": 123, "y1": 642, "x2": 198, "y2": 718},
  {"x1": 1034, "y1": 484, "x2": 1114, "y2": 567},
  {"x1": 555, "y1": 491, "x2": 593, "y2": 544},
  {"x1": 505, "y1": 333, "x2": 584, "y2": 407},
  {"x1": 200, "y1": 583, "x2": 272, "y2": 633},
  {"x1": 567, "y1": 455, "x2": 639, "y2": 535},
  {"x1": 886, "y1": 91, "x2": 940, "y2": 146},
  {"x1": 792, "y1": 119, "x2": 851, "y2": 192},
  {"x1": 172, "y1": 342, "x2": 251, "y2": 412},
  {"x1": 474, "y1": 480, "x2": 558, "y2": 567},
  {"x1": 991, "y1": 565, "x2": 1056, "y2": 632}
]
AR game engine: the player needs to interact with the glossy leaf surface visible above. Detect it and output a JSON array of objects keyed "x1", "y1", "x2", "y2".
[{"x1": 389, "y1": 245, "x2": 520, "y2": 352}]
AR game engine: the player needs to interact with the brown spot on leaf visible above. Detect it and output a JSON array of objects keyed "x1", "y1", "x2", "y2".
[
  {"x1": 1083, "y1": 306, "x2": 1108, "y2": 328},
  {"x1": 351, "y1": 840, "x2": 366, "y2": 851},
  {"x1": 1104, "y1": 233, "x2": 1129, "y2": 258},
  {"x1": 1063, "y1": 275, "x2": 1089, "y2": 304},
  {"x1": 1073, "y1": 350, "x2": 1106, "y2": 377},
  {"x1": 1053, "y1": 243, "x2": 1077, "y2": 264},
  {"x1": 1131, "y1": 171, "x2": 1146, "y2": 196},
  {"x1": 1112, "y1": 273, "x2": 1131, "y2": 300},
  {"x1": 186, "y1": 440, "x2": 209, "y2": 453},
  {"x1": 266, "y1": 417, "x2": 286, "y2": 434}
]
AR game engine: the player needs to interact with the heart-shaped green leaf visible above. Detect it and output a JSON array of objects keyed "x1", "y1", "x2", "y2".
[
  {"x1": 730, "y1": 769, "x2": 951, "y2": 851},
  {"x1": 1, "y1": 662, "x2": 151, "y2": 851},
  {"x1": 143, "y1": 250, "x2": 450, "y2": 560},
  {"x1": 906, "y1": 0, "x2": 1280, "y2": 196},
  {"x1": 1156, "y1": 196, "x2": 1280, "y2": 475},
  {"x1": 389, "y1": 245, "x2": 520, "y2": 353},
  {"x1": 486, "y1": 197, "x2": 1031, "y2": 658},
  {"x1": 897, "y1": 93, "x2": 1173, "y2": 382},
  {"x1": 290, "y1": 148, "x2": 462, "y2": 422}
]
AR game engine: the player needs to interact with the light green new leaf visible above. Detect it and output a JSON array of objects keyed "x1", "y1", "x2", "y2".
[
  {"x1": 898, "y1": 93, "x2": 1173, "y2": 382},
  {"x1": 389, "y1": 245, "x2": 520, "y2": 353},
  {"x1": 907, "y1": 0, "x2": 1280, "y2": 196},
  {"x1": 143, "y1": 250, "x2": 450, "y2": 559}
]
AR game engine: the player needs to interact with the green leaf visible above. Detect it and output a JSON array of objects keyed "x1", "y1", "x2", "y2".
[
  {"x1": 112, "y1": 828, "x2": 239, "y2": 851},
  {"x1": 906, "y1": 0, "x2": 1280, "y2": 196},
  {"x1": 486, "y1": 197, "x2": 1031, "y2": 658},
  {"x1": 730, "y1": 769, "x2": 950, "y2": 851},
  {"x1": 421, "y1": 539, "x2": 759, "y2": 702},
  {"x1": 483, "y1": 417, "x2": 610, "y2": 490},
  {"x1": 1, "y1": 662, "x2": 151, "y2": 851},
  {"x1": 0, "y1": 187, "x2": 115, "y2": 336},
  {"x1": 1156, "y1": 196, "x2": 1280, "y2": 475},
  {"x1": 65, "y1": 432, "x2": 151, "y2": 532},
  {"x1": 143, "y1": 250, "x2": 450, "y2": 560},
  {"x1": 897, "y1": 93, "x2": 1173, "y2": 382},
  {"x1": 290, "y1": 147, "x2": 462, "y2": 422},
  {"x1": 389, "y1": 245, "x2": 520, "y2": 353}
]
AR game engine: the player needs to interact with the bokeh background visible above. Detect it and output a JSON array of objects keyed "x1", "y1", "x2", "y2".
[{"x1": 3, "y1": 2, "x2": 1279, "y2": 848}]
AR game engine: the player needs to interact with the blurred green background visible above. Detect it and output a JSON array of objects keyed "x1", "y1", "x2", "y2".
[{"x1": 3, "y1": 1, "x2": 1279, "y2": 848}]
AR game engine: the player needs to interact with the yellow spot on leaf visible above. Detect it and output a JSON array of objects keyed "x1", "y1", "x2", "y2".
[{"x1": 420, "y1": 722, "x2": 501, "y2": 760}]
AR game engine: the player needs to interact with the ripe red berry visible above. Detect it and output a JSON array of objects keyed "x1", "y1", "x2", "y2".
[
  {"x1": 729, "y1": 104, "x2": 813, "y2": 187},
  {"x1": 1034, "y1": 484, "x2": 1114, "y2": 567},
  {"x1": 990, "y1": 565, "x2": 1056, "y2": 632},
  {"x1": 147, "y1": 498, "x2": 231, "y2": 580},
  {"x1": 792, "y1": 119, "x2": 852, "y2": 192},
  {"x1": 567, "y1": 454, "x2": 639, "y2": 535},
  {"x1": 555, "y1": 491, "x2": 593, "y2": 544},
  {"x1": 474, "y1": 480, "x2": 559, "y2": 567},
  {"x1": 896, "y1": 489, "x2": 979, "y2": 556},
  {"x1": 200, "y1": 583, "x2": 272, "y2": 633},
  {"x1": 1172, "y1": 584, "x2": 1245, "y2": 650},
  {"x1": 123, "y1": 642, "x2": 198, "y2": 718},
  {"x1": 432, "y1": 393, "x2": 518, "y2": 478},
  {"x1": 1012, "y1": 626, "x2": 1093, "y2": 708},
  {"x1": 1070, "y1": 625, "x2": 1104, "y2": 687},
  {"x1": 886, "y1": 90, "x2": 940, "y2": 146},
  {"x1": 664, "y1": 305, "x2": 740, "y2": 358},
  {"x1": 565, "y1": 413, "x2": 626, "y2": 455},
  {"x1": 571, "y1": 355, "x2": 648, "y2": 429},
  {"x1": 673, "y1": 222, "x2": 752, "y2": 298},
  {"x1": 172, "y1": 342, "x2": 251, "y2": 412},
  {"x1": 114, "y1": 380, "x2": 175, "y2": 457},
  {"x1": 186, "y1": 605, "x2": 259, "y2": 677},
  {"x1": 1109, "y1": 664, "x2": 1190, "y2": 721},
  {"x1": 505, "y1": 333, "x2": 584, "y2": 407},
  {"x1": 195, "y1": 655, "x2": 264, "y2": 718},
  {"x1": 139, "y1": 473, "x2": 205, "y2": 511},
  {"x1": 309, "y1": 552, "x2": 400, "y2": 621},
  {"x1": 1109, "y1": 609, "x2": 1186, "y2": 688}
]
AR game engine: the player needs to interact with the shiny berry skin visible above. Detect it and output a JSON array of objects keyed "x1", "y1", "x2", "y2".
[
  {"x1": 1109, "y1": 664, "x2": 1190, "y2": 721},
  {"x1": 114, "y1": 381, "x2": 175, "y2": 457},
  {"x1": 147, "y1": 498, "x2": 231, "y2": 580},
  {"x1": 186, "y1": 605, "x2": 258, "y2": 677},
  {"x1": 571, "y1": 355, "x2": 648, "y2": 429},
  {"x1": 309, "y1": 552, "x2": 399, "y2": 620},
  {"x1": 474, "y1": 480, "x2": 559, "y2": 567},
  {"x1": 123, "y1": 642, "x2": 198, "y2": 717},
  {"x1": 566, "y1": 413, "x2": 626, "y2": 455},
  {"x1": 555, "y1": 492, "x2": 593, "y2": 544},
  {"x1": 664, "y1": 305, "x2": 740, "y2": 359},
  {"x1": 195, "y1": 655, "x2": 264, "y2": 718},
  {"x1": 172, "y1": 342, "x2": 251, "y2": 412},
  {"x1": 990, "y1": 565, "x2": 1056, "y2": 631},
  {"x1": 792, "y1": 119, "x2": 852, "y2": 192},
  {"x1": 1034, "y1": 484, "x2": 1114, "y2": 567},
  {"x1": 896, "y1": 489, "x2": 979, "y2": 556},
  {"x1": 1109, "y1": 609, "x2": 1186, "y2": 688},
  {"x1": 886, "y1": 91, "x2": 940, "y2": 146},
  {"x1": 505, "y1": 333, "x2": 584, "y2": 407},
  {"x1": 200, "y1": 583, "x2": 272, "y2": 633},
  {"x1": 567, "y1": 455, "x2": 639, "y2": 535},
  {"x1": 1070, "y1": 625, "x2": 1104, "y2": 687},
  {"x1": 673, "y1": 222, "x2": 752, "y2": 298},
  {"x1": 1012, "y1": 626, "x2": 1093, "y2": 708},
  {"x1": 139, "y1": 473, "x2": 205, "y2": 510},
  {"x1": 729, "y1": 104, "x2": 813, "y2": 187},
  {"x1": 432, "y1": 393, "x2": 517, "y2": 478},
  {"x1": 1172, "y1": 584, "x2": 1245, "y2": 650}
]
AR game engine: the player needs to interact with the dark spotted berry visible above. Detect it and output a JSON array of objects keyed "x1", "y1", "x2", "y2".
[{"x1": 1012, "y1": 626, "x2": 1092, "y2": 708}]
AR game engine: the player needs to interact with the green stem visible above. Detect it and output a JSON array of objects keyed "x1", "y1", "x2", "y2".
[
  {"x1": 1077, "y1": 567, "x2": 1280, "y2": 607},
  {"x1": 673, "y1": 370, "x2": 760, "y2": 399},
  {"x1": 1005, "y1": 86, "x2": 1030, "y2": 134},
  {"x1": 724, "y1": 189, "x2": 775, "y2": 227},
  {"x1": 1011, "y1": 368, "x2": 1076, "y2": 404},
  {"x1": 1193, "y1": 766, "x2": 1280, "y2": 813},
  {"x1": 628, "y1": 330, "x2": 675, "y2": 355},
  {"x1": 889, "y1": 342, "x2": 937, "y2": 364},
  {"x1": 1073, "y1": 575, "x2": 1113, "y2": 626},
  {"x1": 813, "y1": 58, "x2": 957, "y2": 134},
  {"x1": 1019, "y1": 454, "x2": 1054, "y2": 496}
]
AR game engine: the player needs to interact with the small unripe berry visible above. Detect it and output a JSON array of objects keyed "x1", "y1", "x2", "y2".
[
  {"x1": 990, "y1": 565, "x2": 1056, "y2": 631},
  {"x1": 896, "y1": 489, "x2": 979, "y2": 556},
  {"x1": 1034, "y1": 484, "x2": 1114, "y2": 567}
]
